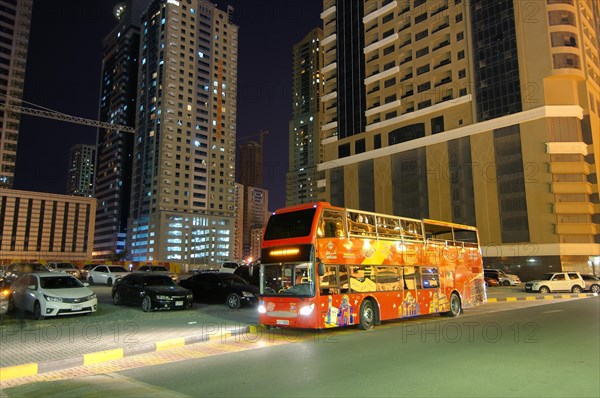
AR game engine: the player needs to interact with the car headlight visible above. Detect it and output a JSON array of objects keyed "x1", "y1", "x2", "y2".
[
  {"x1": 44, "y1": 294, "x2": 62, "y2": 303},
  {"x1": 87, "y1": 293, "x2": 97, "y2": 301},
  {"x1": 242, "y1": 291, "x2": 255, "y2": 298},
  {"x1": 186, "y1": 293, "x2": 193, "y2": 299},
  {"x1": 156, "y1": 295, "x2": 171, "y2": 300},
  {"x1": 299, "y1": 303, "x2": 315, "y2": 316}
]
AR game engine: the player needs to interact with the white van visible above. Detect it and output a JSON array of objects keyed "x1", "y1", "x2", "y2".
[{"x1": 219, "y1": 262, "x2": 241, "y2": 273}]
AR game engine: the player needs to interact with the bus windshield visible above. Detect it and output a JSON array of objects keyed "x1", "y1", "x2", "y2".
[
  {"x1": 263, "y1": 208, "x2": 316, "y2": 240},
  {"x1": 262, "y1": 262, "x2": 315, "y2": 297}
]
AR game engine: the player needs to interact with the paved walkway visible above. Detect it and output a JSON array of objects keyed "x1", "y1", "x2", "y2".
[
  {"x1": 0, "y1": 304, "x2": 258, "y2": 382},
  {"x1": 0, "y1": 287, "x2": 596, "y2": 383}
]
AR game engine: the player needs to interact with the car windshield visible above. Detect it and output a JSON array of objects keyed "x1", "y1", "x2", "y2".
[
  {"x1": 143, "y1": 275, "x2": 176, "y2": 286},
  {"x1": 261, "y1": 262, "x2": 315, "y2": 297},
  {"x1": 539, "y1": 273, "x2": 554, "y2": 281},
  {"x1": 56, "y1": 263, "x2": 74, "y2": 269},
  {"x1": 41, "y1": 276, "x2": 84, "y2": 289},
  {"x1": 109, "y1": 266, "x2": 127, "y2": 273},
  {"x1": 151, "y1": 266, "x2": 169, "y2": 272}
]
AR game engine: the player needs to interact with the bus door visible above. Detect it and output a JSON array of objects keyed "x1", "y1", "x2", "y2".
[
  {"x1": 416, "y1": 266, "x2": 443, "y2": 314},
  {"x1": 400, "y1": 266, "x2": 442, "y2": 316},
  {"x1": 400, "y1": 266, "x2": 419, "y2": 317}
]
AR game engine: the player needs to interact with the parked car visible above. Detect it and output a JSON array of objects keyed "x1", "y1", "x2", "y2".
[
  {"x1": 219, "y1": 262, "x2": 241, "y2": 274},
  {"x1": 2, "y1": 262, "x2": 50, "y2": 284},
  {"x1": 87, "y1": 265, "x2": 129, "y2": 286},
  {"x1": 484, "y1": 276, "x2": 500, "y2": 287},
  {"x1": 112, "y1": 273, "x2": 193, "y2": 312},
  {"x1": 0, "y1": 278, "x2": 10, "y2": 316},
  {"x1": 525, "y1": 272, "x2": 585, "y2": 294},
  {"x1": 46, "y1": 262, "x2": 81, "y2": 279},
  {"x1": 137, "y1": 265, "x2": 179, "y2": 283},
  {"x1": 10, "y1": 273, "x2": 97, "y2": 320},
  {"x1": 234, "y1": 264, "x2": 260, "y2": 286},
  {"x1": 484, "y1": 269, "x2": 521, "y2": 286},
  {"x1": 80, "y1": 264, "x2": 96, "y2": 281},
  {"x1": 580, "y1": 274, "x2": 600, "y2": 293},
  {"x1": 179, "y1": 272, "x2": 259, "y2": 309}
]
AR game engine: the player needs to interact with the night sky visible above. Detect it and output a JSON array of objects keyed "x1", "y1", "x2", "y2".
[{"x1": 14, "y1": 0, "x2": 323, "y2": 210}]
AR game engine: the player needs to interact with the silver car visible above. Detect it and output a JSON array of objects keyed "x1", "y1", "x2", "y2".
[
  {"x1": 581, "y1": 274, "x2": 600, "y2": 293},
  {"x1": 46, "y1": 262, "x2": 81, "y2": 279},
  {"x1": 484, "y1": 269, "x2": 521, "y2": 286},
  {"x1": 87, "y1": 265, "x2": 130, "y2": 286}
]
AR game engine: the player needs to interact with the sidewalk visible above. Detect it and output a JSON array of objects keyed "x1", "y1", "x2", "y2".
[
  {"x1": 0, "y1": 304, "x2": 259, "y2": 382},
  {"x1": 484, "y1": 285, "x2": 598, "y2": 302}
]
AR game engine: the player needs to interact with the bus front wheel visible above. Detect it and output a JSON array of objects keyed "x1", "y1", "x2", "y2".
[
  {"x1": 443, "y1": 293, "x2": 461, "y2": 317},
  {"x1": 358, "y1": 300, "x2": 376, "y2": 330}
]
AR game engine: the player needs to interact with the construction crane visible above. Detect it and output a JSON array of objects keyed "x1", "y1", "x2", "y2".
[
  {"x1": 0, "y1": 94, "x2": 134, "y2": 133},
  {"x1": 238, "y1": 129, "x2": 269, "y2": 149}
]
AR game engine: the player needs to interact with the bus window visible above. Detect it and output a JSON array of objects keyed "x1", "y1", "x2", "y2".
[
  {"x1": 318, "y1": 209, "x2": 345, "y2": 238},
  {"x1": 403, "y1": 267, "x2": 417, "y2": 290},
  {"x1": 375, "y1": 266, "x2": 401, "y2": 291},
  {"x1": 420, "y1": 267, "x2": 439, "y2": 288},
  {"x1": 349, "y1": 265, "x2": 376, "y2": 292},
  {"x1": 320, "y1": 265, "x2": 338, "y2": 295}
]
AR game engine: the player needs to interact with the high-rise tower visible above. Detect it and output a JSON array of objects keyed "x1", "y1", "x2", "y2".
[
  {"x1": 67, "y1": 144, "x2": 96, "y2": 197},
  {"x1": 0, "y1": 0, "x2": 32, "y2": 188},
  {"x1": 319, "y1": 0, "x2": 600, "y2": 276},
  {"x1": 286, "y1": 28, "x2": 324, "y2": 206},
  {"x1": 94, "y1": 0, "x2": 147, "y2": 259},
  {"x1": 128, "y1": 0, "x2": 238, "y2": 265}
]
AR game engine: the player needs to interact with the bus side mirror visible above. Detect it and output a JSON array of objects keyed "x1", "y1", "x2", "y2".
[{"x1": 317, "y1": 258, "x2": 325, "y2": 276}]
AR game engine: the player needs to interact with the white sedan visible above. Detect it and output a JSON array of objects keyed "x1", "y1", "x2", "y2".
[
  {"x1": 87, "y1": 265, "x2": 130, "y2": 286},
  {"x1": 10, "y1": 273, "x2": 97, "y2": 320}
]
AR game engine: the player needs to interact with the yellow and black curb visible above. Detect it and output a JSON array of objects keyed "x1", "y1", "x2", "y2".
[
  {"x1": 487, "y1": 292, "x2": 598, "y2": 303},
  {"x1": 0, "y1": 326, "x2": 254, "y2": 383}
]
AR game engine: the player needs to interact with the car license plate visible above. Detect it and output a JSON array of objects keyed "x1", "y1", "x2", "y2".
[
  {"x1": 175, "y1": 301, "x2": 183, "y2": 306},
  {"x1": 276, "y1": 319, "x2": 289, "y2": 325},
  {"x1": 71, "y1": 305, "x2": 82, "y2": 311}
]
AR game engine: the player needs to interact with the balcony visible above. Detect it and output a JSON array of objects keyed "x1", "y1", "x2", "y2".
[
  {"x1": 365, "y1": 100, "x2": 401, "y2": 117},
  {"x1": 554, "y1": 202, "x2": 596, "y2": 215},
  {"x1": 321, "y1": 120, "x2": 338, "y2": 131},
  {"x1": 321, "y1": 33, "x2": 337, "y2": 47},
  {"x1": 550, "y1": 162, "x2": 590, "y2": 174},
  {"x1": 364, "y1": 33, "x2": 398, "y2": 54},
  {"x1": 363, "y1": 1, "x2": 397, "y2": 24},
  {"x1": 364, "y1": 66, "x2": 399, "y2": 85},
  {"x1": 320, "y1": 5, "x2": 336, "y2": 20},
  {"x1": 552, "y1": 182, "x2": 593, "y2": 195},
  {"x1": 546, "y1": 142, "x2": 588, "y2": 155},
  {"x1": 555, "y1": 222, "x2": 599, "y2": 235},
  {"x1": 321, "y1": 91, "x2": 338, "y2": 102},
  {"x1": 321, "y1": 62, "x2": 337, "y2": 75}
]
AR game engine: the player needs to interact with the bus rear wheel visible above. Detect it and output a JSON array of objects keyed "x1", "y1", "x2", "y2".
[
  {"x1": 358, "y1": 300, "x2": 376, "y2": 330},
  {"x1": 443, "y1": 293, "x2": 461, "y2": 317}
]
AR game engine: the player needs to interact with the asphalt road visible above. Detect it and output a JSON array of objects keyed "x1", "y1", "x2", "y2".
[{"x1": 4, "y1": 297, "x2": 598, "y2": 397}]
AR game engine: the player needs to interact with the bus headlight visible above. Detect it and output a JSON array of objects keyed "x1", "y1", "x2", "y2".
[
  {"x1": 299, "y1": 303, "x2": 315, "y2": 316},
  {"x1": 258, "y1": 304, "x2": 266, "y2": 314}
]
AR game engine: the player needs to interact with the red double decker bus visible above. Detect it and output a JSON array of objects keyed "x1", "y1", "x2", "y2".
[{"x1": 258, "y1": 202, "x2": 485, "y2": 330}]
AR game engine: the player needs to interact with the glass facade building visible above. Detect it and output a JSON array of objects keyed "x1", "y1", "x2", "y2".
[{"x1": 318, "y1": 0, "x2": 600, "y2": 277}]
